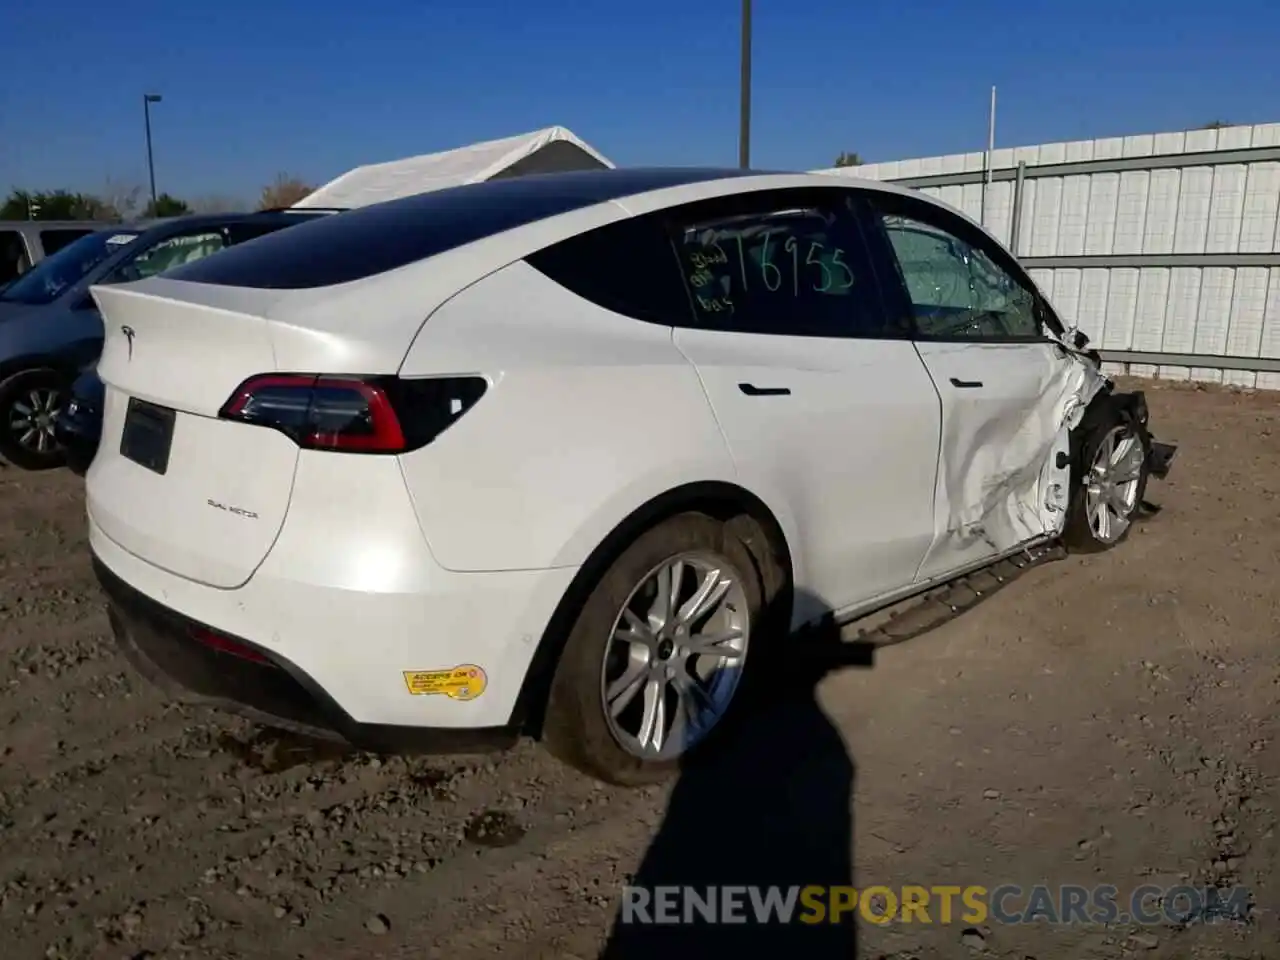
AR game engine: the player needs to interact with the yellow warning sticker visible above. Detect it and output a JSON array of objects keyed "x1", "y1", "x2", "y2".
[{"x1": 402, "y1": 664, "x2": 487, "y2": 701}]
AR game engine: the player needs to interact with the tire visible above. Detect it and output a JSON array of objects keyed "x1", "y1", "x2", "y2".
[
  {"x1": 0, "y1": 368, "x2": 70, "y2": 471},
  {"x1": 542, "y1": 511, "x2": 772, "y2": 786},
  {"x1": 1061, "y1": 399, "x2": 1150, "y2": 553}
]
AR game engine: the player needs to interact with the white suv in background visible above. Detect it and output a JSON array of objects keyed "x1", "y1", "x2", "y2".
[{"x1": 85, "y1": 168, "x2": 1175, "y2": 786}]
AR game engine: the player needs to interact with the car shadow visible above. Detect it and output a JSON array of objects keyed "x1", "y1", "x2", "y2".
[{"x1": 598, "y1": 589, "x2": 873, "y2": 958}]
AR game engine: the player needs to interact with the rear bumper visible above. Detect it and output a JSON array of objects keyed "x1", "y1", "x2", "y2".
[
  {"x1": 87, "y1": 506, "x2": 578, "y2": 741},
  {"x1": 94, "y1": 555, "x2": 517, "y2": 754}
]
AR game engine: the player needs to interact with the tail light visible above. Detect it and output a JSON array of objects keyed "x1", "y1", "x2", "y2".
[{"x1": 218, "y1": 374, "x2": 487, "y2": 454}]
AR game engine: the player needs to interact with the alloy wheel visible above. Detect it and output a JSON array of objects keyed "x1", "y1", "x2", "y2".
[
  {"x1": 600, "y1": 551, "x2": 750, "y2": 761},
  {"x1": 1085, "y1": 425, "x2": 1145, "y2": 544},
  {"x1": 7, "y1": 386, "x2": 64, "y2": 456}
]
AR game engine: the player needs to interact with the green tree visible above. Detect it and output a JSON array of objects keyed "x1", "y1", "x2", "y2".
[
  {"x1": 144, "y1": 193, "x2": 191, "y2": 218},
  {"x1": 31, "y1": 190, "x2": 82, "y2": 219},
  {"x1": 0, "y1": 189, "x2": 118, "y2": 221},
  {"x1": 0, "y1": 190, "x2": 35, "y2": 219},
  {"x1": 77, "y1": 194, "x2": 120, "y2": 220},
  {"x1": 833, "y1": 151, "x2": 863, "y2": 168}
]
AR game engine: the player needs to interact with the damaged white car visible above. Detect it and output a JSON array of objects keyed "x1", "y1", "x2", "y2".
[{"x1": 84, "y1": 168, "x2": 1176, "y2": 786}]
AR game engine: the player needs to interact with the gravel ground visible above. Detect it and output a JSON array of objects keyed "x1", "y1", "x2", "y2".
[{"x1": 1, "y1": 378, "x2": 1278, "y2": 960}]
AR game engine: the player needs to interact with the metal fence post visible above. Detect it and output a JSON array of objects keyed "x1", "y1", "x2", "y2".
[{"x1": 1009, "y1": 161, "x2": 1027, "y2": 254}]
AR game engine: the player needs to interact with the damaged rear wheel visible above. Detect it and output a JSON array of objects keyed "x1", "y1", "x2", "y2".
[{"x1": 1062, "y1": 402, "x2": 1150, "y2": 552}]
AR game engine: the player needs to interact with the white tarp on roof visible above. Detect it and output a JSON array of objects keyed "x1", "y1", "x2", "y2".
[{"x1": 293, "y1": 126, "x2": 613, "y2": 210}]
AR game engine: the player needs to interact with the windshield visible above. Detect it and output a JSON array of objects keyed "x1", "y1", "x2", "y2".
[{"x1": 0, "y1": 229, "x2": 140, "y2": 306}]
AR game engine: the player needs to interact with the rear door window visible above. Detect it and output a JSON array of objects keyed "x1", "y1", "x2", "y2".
[
  {"x1": 0, "y1": 231, "x2": 31, "y2": 285},
  {"x1": 664, "y1": 189, "x2": 900, "y2": 339}
]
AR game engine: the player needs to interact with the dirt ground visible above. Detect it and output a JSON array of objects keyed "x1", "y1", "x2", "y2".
[{"x1": 1, "y1": 378, "x2": 1278, "y2": 960}]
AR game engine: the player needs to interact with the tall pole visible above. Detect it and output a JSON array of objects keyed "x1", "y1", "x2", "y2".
[
  {"x1": 1010, "y1": 160, "x2": 1027, "y2": 253},
  {"x1": 981, "y1": 85, "x2": 996, "y2": 226},
  {"x1": 738, "y1": 0, "x2": 752, "y2": 168},
  {"x1": 143, "y1": 93, "x2": 162, "y2": 211}
]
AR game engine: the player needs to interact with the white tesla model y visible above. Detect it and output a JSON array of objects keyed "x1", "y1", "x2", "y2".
[{"x1": 85, "y1": 168, "x2": 1176, "y2": 785}]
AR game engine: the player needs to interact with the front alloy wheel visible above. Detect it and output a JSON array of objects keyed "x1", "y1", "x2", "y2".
[{"x1": 1084, "y1": 425, "x2": 1145, "y2": 545}]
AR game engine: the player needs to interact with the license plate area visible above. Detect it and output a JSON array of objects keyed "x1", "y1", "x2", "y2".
[{"x1": 120, "y1": 398, "x2": 176, "y2": 475}]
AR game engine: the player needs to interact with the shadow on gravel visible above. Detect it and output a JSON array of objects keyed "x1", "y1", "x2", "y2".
[
  {"x1": 600, "y1": 589, "x2": 872, "y2": 958},
  {"x1": 215, "y1": 729, "x2": 352, "y2": 773}
]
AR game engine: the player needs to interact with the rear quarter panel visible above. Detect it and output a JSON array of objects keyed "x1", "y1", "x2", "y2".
[{"x1": 396, "y1": 260, "x2": 756, "y2": 573}]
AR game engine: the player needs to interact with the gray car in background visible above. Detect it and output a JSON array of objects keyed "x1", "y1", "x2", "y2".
[
  {"x1": 0, "y1": 221, "x2": 102, "y2": 286},
  {"x1": 0, "y1": 209, "x2": 338, "y2": 469}
]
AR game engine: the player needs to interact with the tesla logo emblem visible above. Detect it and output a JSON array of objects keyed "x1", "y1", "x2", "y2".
[{"x1": 121, "y1": 325, "x2": 135, "y2": 361}]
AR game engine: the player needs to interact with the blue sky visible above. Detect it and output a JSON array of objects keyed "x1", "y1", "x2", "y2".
[{"x1": 3, "y1": 0, "x2": 1275, "y2": 205}]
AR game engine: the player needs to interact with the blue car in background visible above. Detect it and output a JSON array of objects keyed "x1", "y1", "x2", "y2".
[
  {"x1": 56, "y1": 369, "x2": 107, "y2": 476},
  {"x1": 0, "y1": 208, "x2": 338, "y2": 470}
]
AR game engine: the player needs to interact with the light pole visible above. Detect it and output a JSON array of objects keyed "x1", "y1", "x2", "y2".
[
  {"x1": 143, "y1": 93, "x2": 163, "y2": 212},
  {"x1": 738, "y1": 0, "x2": 752, "y2": 168}
]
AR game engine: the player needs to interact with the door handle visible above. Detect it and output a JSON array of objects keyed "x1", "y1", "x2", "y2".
[
  {"x1": 738, "y1": 383, "x2": 791, "y2": 397},
  {"x1": 949, "y1": 377, "x2": 984, "y2": 389}
]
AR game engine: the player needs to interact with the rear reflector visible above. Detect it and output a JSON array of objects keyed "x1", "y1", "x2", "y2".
[
  {"x1": 189, "y1": 626, "x2": 272, "y2": 664},
  {"x1": 218, "y1": 374, "x2": 486, "y2": 454}
]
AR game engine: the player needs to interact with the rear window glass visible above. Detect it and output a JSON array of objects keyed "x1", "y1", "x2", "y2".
[
  {"x1": 164, "y1": 168, "x2": 760, "y2": 290},
  {"x1": 525, "y1": 215, "x2": 692, "y2": 326},
  {"x1": 39, "y1": 229, "x2": 93, "y2": 257}
]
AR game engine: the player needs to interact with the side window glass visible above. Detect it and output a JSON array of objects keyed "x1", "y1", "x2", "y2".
[
  {"x1": 113, "y1": 231, "x2": 227, "y2": 283},
  {"x1": 878, "y1": 213, "x2": 1039, "y2": 340},
  {"x1": 669, "y1": 196, "x2": 890, "y2": 338},
  {"x1": 39, "y1": 229, "x2": 93, "y2": 257},
  {"x1": 524, "y1": 216, "x2": 692, "y2": 326},
  {"x1": 0, "y1": 231, "x2": 31, "y2": 284}
]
